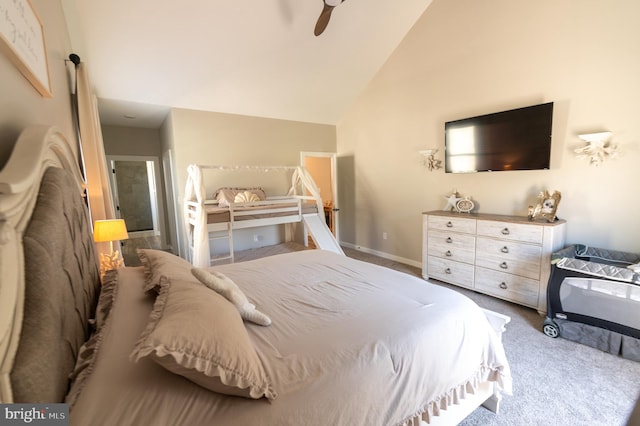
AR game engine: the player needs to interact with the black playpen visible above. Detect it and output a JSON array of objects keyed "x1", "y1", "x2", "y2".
[{"x1": 543, "y1": 244, "x2": 640, "y2": 361}]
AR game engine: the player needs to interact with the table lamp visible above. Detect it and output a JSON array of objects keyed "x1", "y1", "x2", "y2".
[{"x1": 93, "y1": 219, "x2": 129, "y2": 277}]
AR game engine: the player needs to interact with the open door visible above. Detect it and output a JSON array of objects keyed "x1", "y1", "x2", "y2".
[
  {"x1": 300, "y1": 152, "x2": 339, "y2": 240},
  {"x1": 107, "y1": 155, "x2": 166, "y2": 246}
]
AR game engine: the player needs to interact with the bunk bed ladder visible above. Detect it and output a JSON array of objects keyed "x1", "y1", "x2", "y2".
[
  {"x1": 302, "y1": 214, "x2": 344, "y2": 255},
  {"x1": 209, "y1": 223, "x2": 234, "y2": 264}
]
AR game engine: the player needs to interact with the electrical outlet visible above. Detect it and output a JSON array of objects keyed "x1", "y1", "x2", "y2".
[{"x1": 382, "y1": 232, "x2": 388, "y2": 240}]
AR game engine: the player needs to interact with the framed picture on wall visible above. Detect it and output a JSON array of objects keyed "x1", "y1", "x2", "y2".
[{"x1": 0, "y1": 0, "x2": 52, "y2": 97}]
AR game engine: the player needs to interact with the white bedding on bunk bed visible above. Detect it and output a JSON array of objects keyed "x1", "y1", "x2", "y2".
[{"x1": 67, "y1": 249, "x2": 511, "y2": 426}]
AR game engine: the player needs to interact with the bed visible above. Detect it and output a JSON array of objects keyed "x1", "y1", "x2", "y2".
[
  {"x1": 184, "y1": 164, "x2": 343, "y2": 267},
  {"x1": 0, "y1": 125, "x2": 512, "y2": 425}
]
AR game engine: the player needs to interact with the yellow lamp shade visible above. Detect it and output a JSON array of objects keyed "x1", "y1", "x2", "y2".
[{"x1": 93, "y1": 219, "x2": 129, "y2": 243}]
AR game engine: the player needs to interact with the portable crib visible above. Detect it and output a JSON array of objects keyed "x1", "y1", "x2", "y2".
[{"x1": 543, "y1": 244, "x2": 640, "y2": 361}]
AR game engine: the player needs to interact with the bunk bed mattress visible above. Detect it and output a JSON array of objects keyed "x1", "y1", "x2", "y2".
[
  {"x1": 68, "y1": 250, "x2": 511, "y2": 426},
  {"x1": 205, "y1": 203, "x2": 317, "y2": 224}
]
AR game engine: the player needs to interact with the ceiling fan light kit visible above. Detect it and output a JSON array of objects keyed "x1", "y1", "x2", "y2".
[{"x1": 314, "y1": 0, "x2": 346, "y2": 36}]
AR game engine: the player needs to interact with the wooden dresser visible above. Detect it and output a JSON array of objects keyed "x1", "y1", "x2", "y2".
[{"x1": 422, "y1": 210, "x2": 566, "y2": 313}]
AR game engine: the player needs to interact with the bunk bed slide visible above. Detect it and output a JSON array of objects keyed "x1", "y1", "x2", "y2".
[{"x1": 184, "y1": 164, "x2": 343, "y2": 267}]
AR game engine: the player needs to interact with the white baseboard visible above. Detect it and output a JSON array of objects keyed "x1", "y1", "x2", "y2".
[{"x1": 340, "y1": 242, "x2": 422, "y2": 269}]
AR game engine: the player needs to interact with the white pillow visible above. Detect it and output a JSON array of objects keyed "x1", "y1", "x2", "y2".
[{"x1": 191, "y1": 268, "x2": 271, "y2": 326}]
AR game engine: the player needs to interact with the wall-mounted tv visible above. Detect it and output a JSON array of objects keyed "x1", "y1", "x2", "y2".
[{"x1": 445, "y1": 102, "x2": 554, "y2": 173}]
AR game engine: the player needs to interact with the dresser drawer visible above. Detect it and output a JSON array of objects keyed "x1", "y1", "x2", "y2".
[
  {"x1": 428, "y1": 230, "x2": 476, "y2": 264},
  {"x1": 477, "y1": 220, "x2": 543, "y2": 244},
  {"x1": 475, "y1": 237, "x2": 541, "y2": 279},
  {"x1": 428, "y1": 215, "x2": 476, "y2": 234},
  {"x1": 475, "y1": 267, "x2": 539, "y2": 307},
  {"x1": 427, "y1": 256, "x2": 474, "y2": 289}
]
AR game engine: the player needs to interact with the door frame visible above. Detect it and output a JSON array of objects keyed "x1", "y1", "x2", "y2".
[
  {"x1": 107, "y1": 155, "x2": 166, "y2": 247},
  {"x1": 300, "y1": 151, "x2": 339, "y2": 241}
]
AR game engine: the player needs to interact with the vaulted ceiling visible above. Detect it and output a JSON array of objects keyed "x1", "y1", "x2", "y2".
[{"x1": 62, "y1": 0, "x2": 433, "y2": 127}]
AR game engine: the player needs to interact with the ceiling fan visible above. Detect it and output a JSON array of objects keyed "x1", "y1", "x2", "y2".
[{"x1": 314, "y1": 0, "x2": 346, "y2": 36}]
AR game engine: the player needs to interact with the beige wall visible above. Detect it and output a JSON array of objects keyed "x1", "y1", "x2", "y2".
[
  {"x1": 338, "y1": 0, "x2": 640, "y2": 263},
  {"x1": 0, "y1": 0, "x2": 76, "y2": 168},
  {"x1": 102, "y1": 125, "x2": 162, "y2": 157},
  {"x1": 166, "y1": 107, "x2": 336, "y2": 255}
]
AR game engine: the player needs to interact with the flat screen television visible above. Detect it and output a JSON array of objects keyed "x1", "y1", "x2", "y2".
[{"x1": 444, "y1": 102, "x2": 554, "y2": 173}]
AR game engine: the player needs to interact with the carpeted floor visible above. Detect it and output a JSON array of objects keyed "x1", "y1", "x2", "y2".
[{"x1": 235, "y1": 243, "x2": 640, "y2": 425}]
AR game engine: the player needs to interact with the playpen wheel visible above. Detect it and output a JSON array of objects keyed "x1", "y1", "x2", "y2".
[{"x1": 542, "y1": 322, "x2": 559, "y2": 338}]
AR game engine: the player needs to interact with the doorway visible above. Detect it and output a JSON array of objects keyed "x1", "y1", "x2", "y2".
[
  {"x1": 107, "y1": 155, "x2": 166, "y2": 265},
  {"x1": 300, "y1": 152, "x2": 339, "y2": 240}
]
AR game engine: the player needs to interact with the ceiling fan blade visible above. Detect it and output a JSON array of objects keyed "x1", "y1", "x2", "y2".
[{"x1": 314, "y1": 4, "x2": 335, "y2": 36}]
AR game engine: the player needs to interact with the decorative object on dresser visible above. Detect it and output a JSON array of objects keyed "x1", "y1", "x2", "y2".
[
  {"x1": 422, "y1": 211, "x2": 566, "y2": 313},
  {"x1": 456, "y1": 197, "x2": 475, "y2": 214},
  {"x1": 443, "y1": 189, "x2": 461, "y2": 211},
  {"x1": 528, "y1": 190, "x2": 561, "y2": 223},
  {"x1": 443, "y1": 189, "x2": 475, "y2": 213}
]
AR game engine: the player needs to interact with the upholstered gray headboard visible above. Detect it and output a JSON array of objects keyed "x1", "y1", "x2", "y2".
[
  {"x1": 10, "y1": 167, "x2": 100, "y2": 402},
  {"x1": 0, "y1": 126, "x2": 101, "y2": 403}
]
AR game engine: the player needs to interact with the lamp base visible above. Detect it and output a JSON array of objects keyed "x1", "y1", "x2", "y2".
[{"x1": 99, "y1": 250, "x2": 124, "y2": 278}]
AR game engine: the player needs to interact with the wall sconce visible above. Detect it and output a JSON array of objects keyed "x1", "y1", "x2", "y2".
[
  {"x1": 574, "y1": 131, "x2": 617, "y2": 166},
  {"x1": 94, "y1": 219, "x2": 129, "y2": 277},
  {"x1": 419, "y1": 149, "x2": 442, "y2": 171}
]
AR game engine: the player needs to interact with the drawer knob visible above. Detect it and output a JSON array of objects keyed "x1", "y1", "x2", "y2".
[
  {"x1": 446, "y1": 221, "x2": 453, "y2": 228},
  {"x1": 499, "y1": 282, "x2": 508, "y2": 289},
  {"x1": 445, "y1": 250, "x2": 452, "y2": 257},
  {"x1": 446, "y1": 237, "x2": 453, "y2": 243},
  {"x1": 501, "y1": 246, "x2": 509, "y2": 253},
  {"x1": 445, "y1": 268, "x2": 452, "y2": 274},
  {"x1": 501, "y1": 227, "x2": 510, "y2": 235},
  {"x1": 500, "y1": 261, "x2": 508, "y2": 269}
]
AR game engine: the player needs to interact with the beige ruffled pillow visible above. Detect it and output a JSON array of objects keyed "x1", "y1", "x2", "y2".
[
  {"x1": 137, "y1": 248, "x2": 194, "y2": 293},
  {"x1": 130, "y1": 275, "x2": 277, "y2": 401}
]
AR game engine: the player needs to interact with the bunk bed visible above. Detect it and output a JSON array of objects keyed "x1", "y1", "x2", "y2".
[{"x1": 184, "y1": 164, "x2": 343, "y2": 267}]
